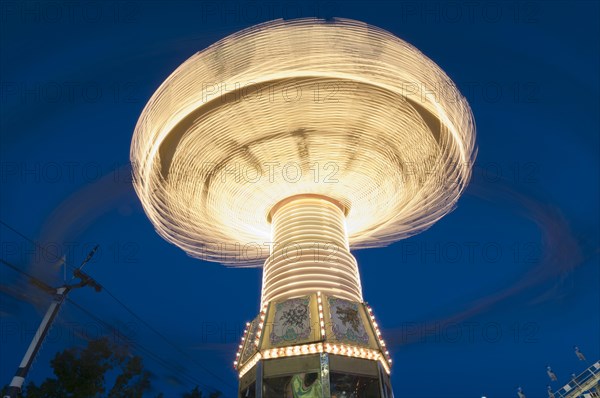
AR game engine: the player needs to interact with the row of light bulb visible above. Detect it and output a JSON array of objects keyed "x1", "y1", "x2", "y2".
[
  {"x1": 366, "y1": 304, "x2": 392, "y2": 366},
  {"x1": 235, "y1": 292, "x2": 391, "y2": 376}
]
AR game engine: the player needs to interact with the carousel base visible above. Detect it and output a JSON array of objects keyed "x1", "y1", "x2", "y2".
[
  {"x1": 239, "y1": 353, "x2": 393, "y2": 398},
  {"x1": 234, "y1": 292, "x2": 393, "y2": 397}
]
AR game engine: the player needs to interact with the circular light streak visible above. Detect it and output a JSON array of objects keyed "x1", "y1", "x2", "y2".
[
  {"x1": 131, "y1": 18, "x2": 476, "y2": 266},
  {"x1": 262, "y1": 196, "x2": 362, "y2": 305}
]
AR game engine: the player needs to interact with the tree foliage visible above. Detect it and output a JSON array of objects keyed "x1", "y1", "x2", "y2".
[
  {"x1": 20, "y1": 337, "x2": 150, "y2": 398},
  {"x1": 182, "y1": 386, "x2": 222, "y2": 398},
  {"x1": 2, "y1": 337, "x2": 221, "y2": 398}
]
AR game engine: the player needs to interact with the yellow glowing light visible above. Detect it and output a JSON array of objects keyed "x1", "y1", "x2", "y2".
[
  {"x1": 238, "y1": 353, "x2": 261, "y2": 378},
  {"x1": 262, "y1": 197, "x2": 362, "y2": 304},
  {"x1": 131, "y1": 18, "x2": 476, "y2": 267},
  {"x1": 132, "y1": 17, "x2": 477, "y2": 379}
]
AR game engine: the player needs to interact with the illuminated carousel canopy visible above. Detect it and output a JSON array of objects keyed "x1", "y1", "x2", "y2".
[
  {"x1": 131, "y1": 17, "x2": 476, "y2": 397},
  {"x1": 131, "y1": 18, "x2": 476, "y2": 266}
]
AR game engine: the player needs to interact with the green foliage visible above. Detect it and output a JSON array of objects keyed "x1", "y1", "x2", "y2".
[
  {"x1": 182, "y1": 386, "x2": 203, "y2": 398},
  {"x1": 181, "y1": 387, "x2": 222, "y2": 398},
  {"x1": 3, "y1": 337, "x2": 221, "y2": 398},
  {"x1": 20, "y1": 337, "x2": 150, "y2": 398}
]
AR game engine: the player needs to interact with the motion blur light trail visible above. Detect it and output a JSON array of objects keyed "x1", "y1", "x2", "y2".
[
  {"x1": 386, "y1": 171, "x2": 596, "y2": 347},
  {"x1": 129, "y1": 17, "x2": 477, "y2": 391},
  {"x1": 32, "y1": 164, "x2": 136, "y2": 282},
  {"x1": 14, "y1": 163, "x2": 591, "y2": 349},
  {"x1": 130, "y1": 18, "x2": 476, "y2": 266}
]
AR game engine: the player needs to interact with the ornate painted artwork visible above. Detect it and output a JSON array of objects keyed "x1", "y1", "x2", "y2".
[
  {"x1": 240, "y1": 317, "x2": 259, "y2": 364},
  {"x1": 328, "y1": 297, "x2": 369, "y2": 345},
  {"x1": 270, "y1": 296, "x2": 312, "y2": 346}
]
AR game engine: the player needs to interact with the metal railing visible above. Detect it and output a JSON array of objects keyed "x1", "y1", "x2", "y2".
[{"x1": 554, "y1": 361, "x2": 600, "y2": 398}]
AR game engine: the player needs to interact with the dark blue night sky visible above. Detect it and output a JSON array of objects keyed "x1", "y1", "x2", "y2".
[{"x1": 1, "y1": 1, "x2": 598, "y2": 397}]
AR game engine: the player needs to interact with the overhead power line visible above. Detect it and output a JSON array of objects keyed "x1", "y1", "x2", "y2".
[
  {"x1": 3, "y1": 246, "x2": 101, "y2": 398},
  {"x1": 66, "y1": 298, "x2": 217, "y2": 392},
  {"x1": 0, "y1": 257, "x2": 219, "y2": 392},
  {"x1": 0, "y1": 257, "x2": 222, "y2": 394},
  {"x1": 0, "y1": 220, "x2": 234, "y2": 389},
  {"x1": 0, "y1": 258, "x2": 53, "y2": 293}
]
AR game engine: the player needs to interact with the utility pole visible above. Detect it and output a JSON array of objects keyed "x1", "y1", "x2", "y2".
[{"x1": 4, "y1": 246, "x2": 102, "y2": 398}]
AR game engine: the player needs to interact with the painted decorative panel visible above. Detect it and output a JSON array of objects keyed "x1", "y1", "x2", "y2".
[
  {"x1": 270, "y1": 296, "x2": 312, "y2": 346},
  {"x1": 328, "y1": 297, "x2": 369, "y2": 346}
]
